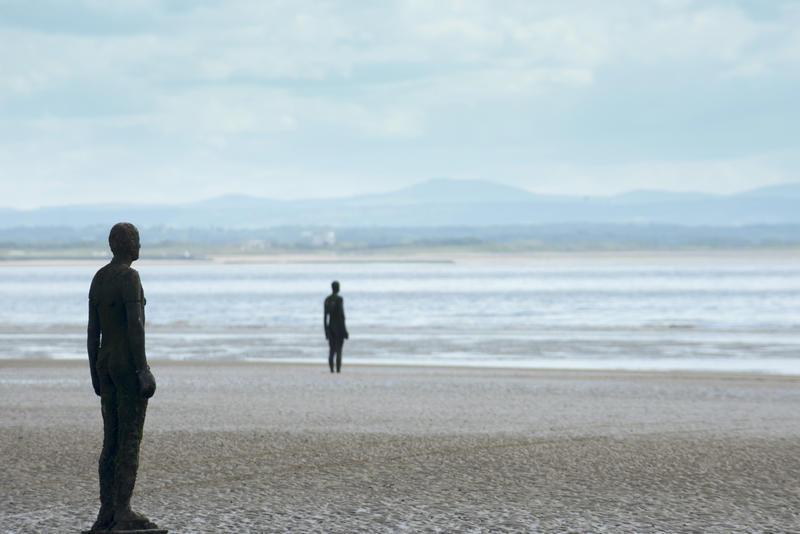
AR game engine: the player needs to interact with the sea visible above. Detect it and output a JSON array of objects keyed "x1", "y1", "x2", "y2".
[{"x1": 2, "y1": 254, "x2": 800, "y2": 374}]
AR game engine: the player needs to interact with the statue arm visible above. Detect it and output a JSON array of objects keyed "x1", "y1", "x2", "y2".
[
  {"x1": 124, "y1": 270, "x2": 155, "y2": 398},
  {"x1": 340, "y1": 298, "x2": 348, "y2": 339},
  {"x1": 324, "y1": 300, "x2": 330, "y2": 338},
  {"x1": 125, "y1": 299, "x2": 148, "y2": 371},
  {"x1": 123, "y1": 271, "x2": 147, "y2": 372},
  {"x1": 87, "y1": 298, "x2": 101, "y2": 396}
]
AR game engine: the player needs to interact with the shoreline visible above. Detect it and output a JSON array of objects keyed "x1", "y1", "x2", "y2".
[
  {"x1": 3, "y1": 357, "x2": 799, "y2": 382},
  {"x1": 2, "y1": 247, "x2": 800, "y2": 266}
]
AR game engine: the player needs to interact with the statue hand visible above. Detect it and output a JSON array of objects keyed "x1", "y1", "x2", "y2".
[
  {"x1": 91, "y1": 373, "x2": 101, "y2": 396},
  {"x1": 137, "y1": 367, "x2": 156, "y2": 399}
]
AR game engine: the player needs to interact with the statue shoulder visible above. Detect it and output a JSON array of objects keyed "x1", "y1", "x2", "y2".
[
  {"x1": 89, "y1": 266, "x2": 106, "y2": 300},
  {"x1": 89, "y1": 262, "x2": 116, "y2": 289},
  {"x1": 325, "y1": 294, "x2": 342, "y2": 310},
  {"x1": 123, "y1": 265, "x2": 141, "y2": 281},
  {"x1": 121, "y1": 266, "x2": 143, "y2": 302}
]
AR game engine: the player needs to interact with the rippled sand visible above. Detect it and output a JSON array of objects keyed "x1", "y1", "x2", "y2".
[{"x1": 2, "y1": 360, "x2": 799, "y2": 533}]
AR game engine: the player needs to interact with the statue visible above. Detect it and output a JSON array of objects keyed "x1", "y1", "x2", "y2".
[
  {"x1": 85, "y1": 223, "x2": 165, "y2": 533},
  {"x1": 324, "y1": 280, "x2": 349, "y2": 373}
]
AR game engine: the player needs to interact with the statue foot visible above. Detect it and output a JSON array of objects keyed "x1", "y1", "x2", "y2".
[
  {"x1": 89, "y1": 505, "x2": 114, "y2": 532},
  {"x1": 110, "y1": 508, "x2": 158, "y2": 531}
]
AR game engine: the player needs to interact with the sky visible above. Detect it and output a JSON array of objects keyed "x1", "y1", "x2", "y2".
[{"x1": 1, "y1": 0, "x2": 799, "y2": 208}]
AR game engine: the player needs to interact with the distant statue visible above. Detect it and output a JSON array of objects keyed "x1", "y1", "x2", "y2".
[
  {"x1": 86, "y1": 223, "x2": 163, "y2": 533},
  {"x1": 324, "y1": 280, "x2": 349, "y2": 373}
]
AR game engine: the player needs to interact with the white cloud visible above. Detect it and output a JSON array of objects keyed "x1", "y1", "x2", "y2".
[{"x1": 0, "y1": 0, "x2": 798, "y2": 207}]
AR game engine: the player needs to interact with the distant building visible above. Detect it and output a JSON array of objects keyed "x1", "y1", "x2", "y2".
[
  {"x1": 302, "y1": 230, "x2": 336, "y2": 247},
  {"x1": 240, "y1": 239, "x2": 270, "y2": 251}
]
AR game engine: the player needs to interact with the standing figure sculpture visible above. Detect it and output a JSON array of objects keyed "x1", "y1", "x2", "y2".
[
  {"x1": 324, "y1": 280, "x2": 349, "y2": 373},
  {"x1": 86, "y1": 223, "x2": 161, "y2": 533}
]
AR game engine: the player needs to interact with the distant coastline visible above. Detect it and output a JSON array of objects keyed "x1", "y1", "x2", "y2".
[
  {"x1": 5, "y1": 220, "x2": 800, "y2": 262},
  {"x1": 3, "y1": 247, "x2": 800, "y2": 266}
]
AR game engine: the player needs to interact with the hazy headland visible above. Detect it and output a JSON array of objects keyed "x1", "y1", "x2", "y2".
[{"x1": 3, "y1": 179, "x2": 800, "y2": 261}]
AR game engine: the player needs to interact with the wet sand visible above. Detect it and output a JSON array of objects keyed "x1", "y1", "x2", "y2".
[{"x1": 1, "y1": 360, "x2": 799, "y2": 533}]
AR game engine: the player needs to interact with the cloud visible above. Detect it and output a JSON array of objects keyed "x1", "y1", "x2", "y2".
[{"x1": 0, "y1": 0, "x2": 798, "y2": 207}]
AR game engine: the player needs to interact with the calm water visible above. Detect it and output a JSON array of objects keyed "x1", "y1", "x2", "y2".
[{"x1": 1, "y1": 257, "x2": 799, "y2": 373}]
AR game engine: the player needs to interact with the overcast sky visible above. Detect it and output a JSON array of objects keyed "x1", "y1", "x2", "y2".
[{"x1": 1, "y1": 0, "x2": 799, "y2": 208}]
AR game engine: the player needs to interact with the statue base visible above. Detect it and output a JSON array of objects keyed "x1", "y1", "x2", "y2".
[{"x1": 82, "y1": 530, "x2": 168, "y2": 534}]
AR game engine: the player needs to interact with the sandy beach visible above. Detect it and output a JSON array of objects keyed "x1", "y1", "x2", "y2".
[{"x1": 1, "y1": 360, "x2": 799, "y2": 533}]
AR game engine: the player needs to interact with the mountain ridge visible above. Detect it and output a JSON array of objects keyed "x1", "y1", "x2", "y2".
[{"x1": 2, "y1": 179, "x2": 799, "y2": 228}]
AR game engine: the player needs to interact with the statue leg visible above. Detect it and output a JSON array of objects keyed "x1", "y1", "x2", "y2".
[
  {"x1": 335, "y1": 340, "x2": 342, "y2": 373},
  {"x1": 110, "y1": 394, "x2": 157, "y2": 530},
  {"x1": 91, "y1": 390, "x2": 118, "y2": 531},
  {"x1": 328, "y1": 340, "x2": 336, "y2": 373}
]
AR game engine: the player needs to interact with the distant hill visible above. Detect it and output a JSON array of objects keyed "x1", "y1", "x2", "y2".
[
  {"x1": 2, "y1": 179, "x2": 800, "y2": 228},
  {"x1": 355, "y1": 178, "x2": 542, "y2": 204}
]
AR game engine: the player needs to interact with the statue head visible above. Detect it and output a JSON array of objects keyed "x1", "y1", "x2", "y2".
[
  {"x1": 331, "y1": 280, "x2": 340, "y2": 293},
  {"x1": 109, "y1": 222, "x2": 140, "y2": 262}
]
